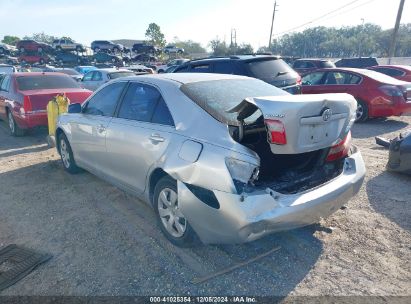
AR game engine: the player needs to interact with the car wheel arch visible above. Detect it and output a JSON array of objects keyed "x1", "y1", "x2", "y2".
[{"x1": 148, "y1": 168, "x2": 170, "y2": 206}]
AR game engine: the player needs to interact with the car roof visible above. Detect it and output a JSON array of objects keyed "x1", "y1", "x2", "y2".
[
  {"x1": 11, "y1": 72, "x2": 68, "y2": 77},
  {"x1": 295, "y1": 58, "x2": 330, "y2": 62},
  {"x1": 117, "y1": 73, "x2": 250, "y2": 85},
  {"x1": 370, "y1": 65, "x2": 411, "y2": 70}
]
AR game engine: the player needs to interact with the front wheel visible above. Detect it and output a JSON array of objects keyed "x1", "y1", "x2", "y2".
[
  {"x1": 154, "y1": 176, "x2": 197, "y2": 247},
  {"x1": 59, "y1": 133, "x2": 81, "y2": 174},
  {"x1": 355, "y1": 100, "x2": 369, "y2": 122},
  {"x1": 8, "y1": 111, "x2": 25, "y2": 136}
]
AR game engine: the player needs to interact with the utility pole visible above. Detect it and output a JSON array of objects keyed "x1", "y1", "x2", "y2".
[
  {"x1": 268, "y1": 1, "x2": 278, "y2": 49},
  {"x1": 388, "y1": 0, "x2": 405, "y2": 64},
  {"x1": 358, "y1": 18, "x2": 365, "y2": 57}
]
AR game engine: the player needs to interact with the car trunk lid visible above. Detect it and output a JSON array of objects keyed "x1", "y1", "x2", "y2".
[
  {"x1": 20, "y1": 89, "x2": 92, "y2": 112},
  {"x1": 227, "y1": 93, "x2": 356, "y2": 154}
]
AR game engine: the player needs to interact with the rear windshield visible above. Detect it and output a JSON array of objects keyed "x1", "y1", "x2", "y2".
[
  {"x1": 108, "y1": 71, "x2": 135, "y2": 79},
  {"x1": 16, "y1": 75, "x2": 81, "y2": 91},
  {"x1": 359, "y1": 69, "x2": 404, "y2": 84},
  {"x1": 180, "y1": 78, "x2": 287, "y2": 126},
  {"x1": 247, "y1": 59, "x2": 294, "y2": 79},
  {"x1": 319, "y1": 61, "x2": 335, "y2": 68},
  {"x1": 0, "y1": 66, "x2": 14, "y2": 74}
]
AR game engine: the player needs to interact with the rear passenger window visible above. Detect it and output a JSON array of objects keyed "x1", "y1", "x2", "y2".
[
  {"x1": 375, "y1": 67, "x2": 404, "y2": 77},
  {"x1": 151, "y1": 97, "x2": 174, "y2": 126},
  {"x1": 83, "y1": 82, "x2": 126, "y2": 116},
  {"x1": 213, "y1": 62, "x2": 234, "y2": 74},
  {"x1": 191, "y1": 64, "x2": 211, "y2": 72},
  {"x1": 118, "y1": 83, "x2": 160, "y2": 122}
]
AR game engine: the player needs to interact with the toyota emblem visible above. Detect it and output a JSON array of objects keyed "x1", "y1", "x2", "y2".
[{"x1": 322, "y1": 108, "x2": 332, "y2": 121}]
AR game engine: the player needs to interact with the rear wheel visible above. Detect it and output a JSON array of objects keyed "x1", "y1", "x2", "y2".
[
  {"x1": 59, "y1": 133, "x2": 81, "y2": 174},
  {"x1": 8, "y1": 110, "x2": 25, "y2": 136},
  {"x1": 355, "y1": 99, "x2": 369, "y2": 122},
  {"x1": 153, "y1": 176, "x2": 197, "y2": 247}
]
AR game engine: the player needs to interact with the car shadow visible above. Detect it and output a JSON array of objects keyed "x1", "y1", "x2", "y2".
[
  {"x1": 366, "y1": 170, "x2": 411, "y2": 232},
  {"x1": 0, "y1": 121, "x2": 49, "y2": 152},
  {"x1": 351, "y1": 118, "x2": 409, "y2": 139},
  {"x1": 190, "y1": 225, "x2": 324, "y2": 296}
]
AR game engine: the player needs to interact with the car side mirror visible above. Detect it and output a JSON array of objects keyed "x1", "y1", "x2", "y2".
[{"x1": 68, "y1": 103, "x2": 82, "y2": 113}]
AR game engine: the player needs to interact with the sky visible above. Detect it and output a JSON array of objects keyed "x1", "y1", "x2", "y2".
[{"x1": 0, "y1": 0, "x2": 410, "y2": 50}]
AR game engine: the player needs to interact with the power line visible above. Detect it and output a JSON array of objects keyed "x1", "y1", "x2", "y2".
[
  {"x1": 314, "y1": 0, "x2": 377, "y2": 24},
  {"x1": 274, "y1": 0, "x2": 372, "y2": 36}
]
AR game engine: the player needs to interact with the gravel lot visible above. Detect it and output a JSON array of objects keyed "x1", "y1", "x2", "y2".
[{"x1": 0, "y1": 117, "x2": 410, "y2": 297}]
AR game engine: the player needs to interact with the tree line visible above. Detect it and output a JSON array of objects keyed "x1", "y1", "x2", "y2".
[
  {"x1": 264, "y1": 23, "x2": 411, "y2": 58},
  {"x1": 2, "y1": 23, "x2": 411, "y2": 58}
]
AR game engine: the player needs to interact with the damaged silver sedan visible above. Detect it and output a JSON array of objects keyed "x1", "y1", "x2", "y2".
[{"x1": 56, "y1": 73, "x2": 366, "y2": 246}]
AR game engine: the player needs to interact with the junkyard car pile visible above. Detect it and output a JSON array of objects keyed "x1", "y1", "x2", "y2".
[{"x1": 0, "y1": 50, "x2": 410, "y2": 246}]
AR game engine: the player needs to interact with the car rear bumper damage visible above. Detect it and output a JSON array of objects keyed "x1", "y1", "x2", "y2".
[{"x1": 178, "y1": 147, "x2": 365, "y2": 244}]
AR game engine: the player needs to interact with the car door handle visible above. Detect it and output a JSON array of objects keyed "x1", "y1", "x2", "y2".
[
  {"x1": 97, "y1": 124, "x2": 106, "y2": 133},
  {"x1": 149, "y1": 134, "x2": 165, "y2": 143}
]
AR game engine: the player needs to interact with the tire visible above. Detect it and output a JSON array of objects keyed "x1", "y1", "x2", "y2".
[
  {"x1": 7, "y1": 110, "x2": 25, "y2": 137},
  {"x1": 153, "y1": 176, "x2": 197, "y2": 247},
  {"x1": 0, "y1": 47, "x2": 4, "y2": 54},
  {"x1": 76, "y1": 46, "x2": 82, "y2": 52},
  {"x1": 58, "y1": 133, "x2": 81, "y2": 174},
  {"x1": 355, "y1": 99, "x2": 369, "y2": 122}
]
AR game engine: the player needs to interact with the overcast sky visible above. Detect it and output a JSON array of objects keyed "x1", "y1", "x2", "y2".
[{"x1": 0, "y1": 0, "x2": 410, "y2": 49}]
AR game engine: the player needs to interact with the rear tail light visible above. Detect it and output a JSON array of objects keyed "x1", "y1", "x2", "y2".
[
  {"x1": 379, "y1": 85, "x2": 403, "y2": 97},
  {"x1": 326, "y1": 131, "x2": 352, "y2": 162},
  {"x1": 265, "y1": 119, "x2": 287, "y2": 145},
  {"x1": 296, "y1": 75, "x2": 302, "y2": 85},
  {"x1": 23, "y1": 95, "x2": 32, "y2": 113}
]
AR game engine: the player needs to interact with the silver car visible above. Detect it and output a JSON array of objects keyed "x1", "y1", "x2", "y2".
[
  {"x1": 81, "y1": 68, "x2": 135, "y2": 91},
  {"x1": 56, "y1": 73, "x2": 365, "y2": 246}
]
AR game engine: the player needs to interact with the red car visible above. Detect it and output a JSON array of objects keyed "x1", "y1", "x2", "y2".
[
  {"x1": 301, "y1": 68, "x2": 411, "y2": 122},
  {"x1": 292, "y1": 59, "x2": 335, "y2": 76},
  {"x1": 18, "y1": 53, "x2": 50, "y2": 65},
  {"x1": 368, "y1": 65, "x2": 411, "y2": 82},
  {"x1": 0, "y1": 73, "x2": 92, "y2": 136},
  {"x1": 16, "y1": 40, "x2": 52, "y2": 53}
]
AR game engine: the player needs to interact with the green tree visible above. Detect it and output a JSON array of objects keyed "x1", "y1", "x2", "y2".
[
  {"x1": 145, "y1": 23, "x2": 166, "y2": 47},
  {"x1": 209, "y1": 38, "x2": 228, "y2": 56},
  {"x1": 172, "y1": 39, "x2": 206, "y2": 54},
  {"x1": 2, "y1": 35, "x2": 20, "y2": 46}
]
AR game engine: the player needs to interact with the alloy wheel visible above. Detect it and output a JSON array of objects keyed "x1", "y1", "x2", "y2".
[
  {"x1": 157, "y1": 188, "x2": 186, "y2": 238},
  {"x1": 356, "y1": 103, "x2": 364, "y2": 121},
  {"x1": 60, "y1": 139, "x2": 71, "y2": 169},
  {"x1": 8, "y1": 112, "x2": 15, "y2": 134}
]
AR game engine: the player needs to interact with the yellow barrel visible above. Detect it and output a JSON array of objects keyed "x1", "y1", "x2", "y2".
[{"x1": 47, "y1": 94, "x2": 70, "y2": 136}]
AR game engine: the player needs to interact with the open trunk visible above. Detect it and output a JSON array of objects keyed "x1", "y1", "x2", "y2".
[{"x1": 228, "y1": 93, "x2": 356, "y2": 194}]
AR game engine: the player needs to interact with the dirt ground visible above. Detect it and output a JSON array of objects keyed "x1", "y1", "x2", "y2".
[{"x1": 0, "y1": 117, "x2": 410, "y2": 297}]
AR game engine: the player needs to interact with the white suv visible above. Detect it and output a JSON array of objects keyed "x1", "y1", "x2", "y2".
[{"x1": 52, "y1": 39, "x2": 84, "y2": 52}]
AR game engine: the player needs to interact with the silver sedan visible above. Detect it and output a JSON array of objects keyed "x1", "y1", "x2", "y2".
[{"x1": 56, "y1": 73, "x2": 365, "y2": 246}]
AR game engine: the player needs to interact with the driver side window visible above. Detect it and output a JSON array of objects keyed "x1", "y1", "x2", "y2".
[
  {"x1": 83, "y1": 82, "x2": 126, "y2": 116},
  {"x1": 302, "y1": 72, "x2": 325, "y2": 85},
  {"x1": 83, "y1": 71, "x2": 93, "y2": 81}
]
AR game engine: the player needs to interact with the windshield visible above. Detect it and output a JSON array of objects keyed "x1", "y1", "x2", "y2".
[
  {"x1": 180, "y1": 78, "x2": 287, "y2": 126},
  {"x1": 108, "y1": 71, "x2": 135, "y2": 79},
  {"x1": 247, "y1": 59, "x2": 295, "y2": 80},
  {"x1": 16, "y1": 75, "x2": 81, "y2": 90}
]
